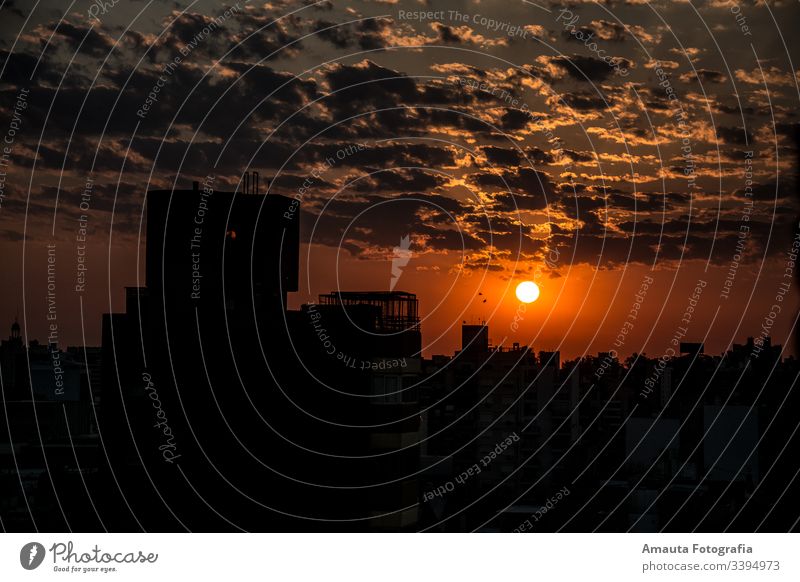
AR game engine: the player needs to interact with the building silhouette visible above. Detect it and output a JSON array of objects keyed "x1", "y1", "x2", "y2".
[{"x1": 97, "y1": 179, "x2": 423, "y2": 530}]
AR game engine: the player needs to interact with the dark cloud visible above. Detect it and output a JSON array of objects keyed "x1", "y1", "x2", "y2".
[
  {"x1": 429, "y1": 22, "x2": 498, "y2": 46},
  {"x1": 483, "y1": 230, "x2": 545, "y2": 256},
  {"x1": 51, "y1": 21, "x2": 115, "y2": 58},
  {"x1": 300, "y1": 192, "x2": 479, "y2": 256},
  {"x1": 558, "y1": 194, "x2": 607, "y2": 220},
  {"x1": 1, "y1": 0, "x2": 25, "y2": 18},
  {"x1": 734, "y1": 180, "x2": 794, "y2": 201},
  {"x1": 562, "y1": 149, "x2": 595, "y2": 163},
  {"x1": 680, "y1": 69, "x2": 727, "y2": 84},
  {"x1": 558, "y1": 91, "x2": 610, "y2": 111},
  {"x1": 416, "y1": 108, "x2": 496, "y2": 134},
  {"x1": 546, "y1": 230, "x2": 753, "y2": 268},
  {"x1": 482, "y1": 146, "x2": 521, "y2": 166},
  {"x1": 313, "y1": 17, "x2": 396, "y2": 50},
  {"x1": 525, "y1": 147, "x2": 557, "y2": 165},
  {"x1": 559, "y1": 182, "x2": 589, "y2": 194},
  {"x1": 470, "y1": 167, "x2": 554, "y2": 197},
  {"x1": 491, "y1": 192, "x2": 549, "y2": 212},
  {"x1": 326, "y1": 60, "x2": 415, "y2": 95},
  {"x1": 716, "y1": 126, "x2": 753, "y2": 145},
  {"x1": 349, "y1": 169, "x2": 447, "y2": 193},
  {"x1": 0, "y1": 49, "x2": 61, "y2": 85},
  {"x1": 419, "y1": 226, "x2": 486, "y2": 252},
  {"x1": 321, "y1": 61, "x2": 474, "y2": 122},
  {"x1": 546, "y1": 55, "x2": 629, "y2": 83},
  {"x1": 499, "y1": 108, "x2": 532, "y2": 131},
  {"x1": 0, "y1": 229, "x2": 29, "y2": 241},
  {"x1": 469, "y1": 168, "x2": 555, "y2": 212}
]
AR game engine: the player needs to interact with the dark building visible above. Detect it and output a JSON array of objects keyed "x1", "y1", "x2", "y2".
[
  {"x1": 679, "y1": 342, "x2": 704, "y2": 356},
  {"x1": 314, "y1": 291, "x2": 421, "y2": 358},
  {"x1": 460, "y1": 324, "x2": 488, "y2": 355},
  {"x1": 145, "y1": 178, "x2": 299, "y2": 314},
  {"x1": 289, "y1": 291, "x2": 423, "y2": 529},
  {"x1": 100, "y1": 179, "x2": 301, "y2": 530},
  {"x1": 418, "y1": 324, "x2": 576, "y2": 531},
  {"x1": 100, "y1": 180, "x2": 422, "y2": 530},
  {"x1": 0, "y1": 320, "x2": 102, "y2": 531}
]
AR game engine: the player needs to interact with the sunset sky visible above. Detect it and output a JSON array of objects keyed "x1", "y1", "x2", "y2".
[{"x1": 1, "y1": 0, "x2": 798, "y2": 359}]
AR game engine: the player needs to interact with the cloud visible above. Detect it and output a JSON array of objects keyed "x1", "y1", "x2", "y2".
[
  {"x1": 734, "y1": 67, "x2": 798, "y2": 87},
  {"x1": 715, "y1": 126, "x2": 753, "y2": 145},
  {"x1": 429, "y1": 22, "x2": 508, "y2": 47},
  {"x1": 564, "y1": 19, "x2": 660, "y2": 44},
  {"x1": 482, "y1": 146, "x2": 522, "y2": 166},
  {"x1": 469, "y1": 168, "x2": 555, "y2": 212},
  {"x1": 49, "y1": 21, "x2": 115, "y2": 57},
  {"x1": 680, "y1": 69, "x2": 728, "y2": 84}
]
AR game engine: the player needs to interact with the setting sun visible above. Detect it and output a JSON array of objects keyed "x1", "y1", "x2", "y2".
[{"x1": 515, "y1": 281, "x2": 540, "y2": 304}]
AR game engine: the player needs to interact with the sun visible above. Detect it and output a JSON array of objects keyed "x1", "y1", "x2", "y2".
[{"x1": 515, "y1": 281, "x2": 540, "y2": 304}]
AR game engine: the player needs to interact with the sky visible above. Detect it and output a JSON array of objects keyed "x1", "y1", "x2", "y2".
[{"x1": 0, "y1": 0, "x2": 799, "y2": 359}]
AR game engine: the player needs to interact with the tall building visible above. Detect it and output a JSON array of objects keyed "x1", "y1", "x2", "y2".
[
  {"x1": 460, "y1": 324, "x2": 488, "y2": 355},
  {"x1": 288, "y1": 291, "x2": 423, "y2": 529},
  {"x1": 100, "y1": 179, "x2": 422, "y2": 530},
  {"x1": 100, "y1": 179, "x2": 300, "y2": 530}
]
